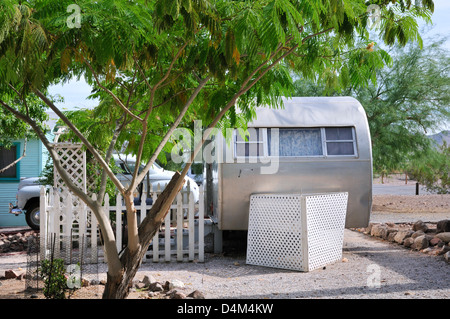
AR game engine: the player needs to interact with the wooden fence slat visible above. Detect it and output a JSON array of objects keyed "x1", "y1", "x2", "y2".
[
  {"x1": 39, "y1": 186, "x2": 47, "y2": 259},
  {"x1": 164, "y1": 212, "x2": 171, "y2": 262},
  {"x1": 115, "y1": 193, "x2": 122, "y2": 253},
  {"x1": 188, "y1": 192, "x2": 195, "y2": 261},
  {"x1": 91, "y1": 193, "x2": 98, "y2": 264},
  {"x1": 199, "y1": 185, "x2": 204, "y2": 262},
  {"x1": 176, "y1": 192, "x2": 183, "y2": 262}
]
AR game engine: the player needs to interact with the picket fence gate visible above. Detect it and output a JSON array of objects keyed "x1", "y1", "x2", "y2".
[{"x1": 39, "y1": 181, "x2": 205, "y2": 264}]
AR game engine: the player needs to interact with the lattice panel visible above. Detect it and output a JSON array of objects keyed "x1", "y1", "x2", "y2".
[
  {"x1": 53, "y1": 143, "x2": 86, "y2": 194},
  {"x1": 246, "y1": 194, "x2": 304, "y2": 271},
  {"x1": 246, "y1": 192, "x2": 348, "y2": 272},
  {"x1": 305, "y1": 193, "x2": 348, "y2": 271}
]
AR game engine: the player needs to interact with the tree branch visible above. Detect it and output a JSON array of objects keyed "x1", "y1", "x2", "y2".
[
  {"x1": 33, "y1": 89, "x2": 126, "y2": 194},
  {"x1": 80, "y1": 54, "x2": 144, "y2": 122}
]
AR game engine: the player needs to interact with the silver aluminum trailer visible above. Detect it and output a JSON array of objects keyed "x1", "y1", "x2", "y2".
[{"x1": 204, "y1": 96, "x2": 372, "y2": 238}]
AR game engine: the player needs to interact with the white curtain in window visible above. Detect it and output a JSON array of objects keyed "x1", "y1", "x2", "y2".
[{"x1": 269, "y1": 129, "x2": 323, "y2": 156}]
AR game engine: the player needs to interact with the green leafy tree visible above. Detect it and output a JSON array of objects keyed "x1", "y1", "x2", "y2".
[
  {"x1": 408, "y1": 141, "x2": 450, "y2": 194},
  {"x1": 293, "y1": 33, "x2": 450, "y2": 178},
  {"x1": 0, "y1": 0, "x2": 434, "y2": 298}
]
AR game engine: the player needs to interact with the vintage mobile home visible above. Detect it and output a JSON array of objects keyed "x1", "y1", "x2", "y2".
[{"x1": 204, "y1": 96, "x2": 373, "y2": 234}]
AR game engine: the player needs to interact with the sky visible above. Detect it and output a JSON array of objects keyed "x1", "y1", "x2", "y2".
[{"x1": 47, "y1": 0, "x2": 450, "y2": 129}]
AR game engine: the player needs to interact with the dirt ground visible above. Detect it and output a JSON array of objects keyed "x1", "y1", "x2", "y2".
[
  {"x1": 372, "y1": 194, "x2": 450, "y2": 214},
  {"x1": 371, "y1": 174, "x2": 449, "y2": 221},
  {"x1": 1, "y1": 179, "x2": 449, "y2": 299}
]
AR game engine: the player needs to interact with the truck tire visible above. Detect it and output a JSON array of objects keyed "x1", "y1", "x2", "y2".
[{"x1": 24, "y1": 199, "x2": 40, "y2": 230}]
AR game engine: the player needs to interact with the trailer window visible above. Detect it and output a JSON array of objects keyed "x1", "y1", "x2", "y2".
[
  {"x1": 235, "y1": 128, "x2": 265, "y2": 157},
  {"x1": 324, "y1": 127, "x2": 356, "y2": 155},
  {"x1": 268, "y1": 128, "x2": 323, "y2": 156}
]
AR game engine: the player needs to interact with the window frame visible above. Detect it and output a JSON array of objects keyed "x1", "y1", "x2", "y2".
[
  {"x1": 322, "y1": 127, "x2": 358, "y2": 157},
  {"x1": 233, "y1": 127, "x2": 358, "y2": 160},
  {"x1": 233, "y1": 128, "x2": 268, "y2": 160},
  {"x1": 0, "y1": 142, "x2": 21, "y2": 181}
]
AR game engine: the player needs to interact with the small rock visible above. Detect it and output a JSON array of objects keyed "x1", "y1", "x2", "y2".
[
  {"x1": 413, "y1": 235, "x2": 429, "y2": 251},
  {"x1": 5, "y1": 270, "x2": 20, "y2": 279},
  {"x1": 429, "y1": 237, "x2": 443, "y2": 247},
  {"x1": 411, "y1": 230, "x2": 425, "y2": 239},
  {"x1": 169, "y1": 279, "x2": 185, "y2": 290},
  {"x1": 187, "y1": 290, "x2": 205, "y2": 299},
  {"x1": 15, "y1": 272, "x2": 26, "y2": 280},
  {"x1": 394, "y1": 230, "x2": 414, "y2": 244},
  {"x1": 142, "y1": 275, "x2": 157, "y2": 287},
  {"x1": 413, "y1": 220, "x2": 428, "y2": 233},
  {"x1": 342, "y1": 258, "x2": 348, "y2": 263},
  {"x1": 371, "y1": 224, "x2": 387, "y2": 237},
  {"x1": 444, "y1": 251, "x2": 450, "y2": 263},
  {"x1": 90, "y1": 279, "x2": 100, "y2": 286},
  {"x1": 170, "y1": 290, "x2": 186, "y2": 299},
  {"x1": 387, "y1": 231, "x2": 397, "y2": 242},
  {"x1": 163, "y1": 281, "x2": 171, "y2": 291},
  {"x1": 435, "y1": 232, "x2": 450, "y2": 243},
  {"x1": 403, "y1": 237, "x2": 415, "y2": 248},
  {"x1": 438, "y1": 245, "x2": 450, "y2": 256},
  {"x1": 149, "y1": 282, "x2": 164, "y2": 292},
  {"x1": 364, "y1": 223, "x2": 374, "y2": 235},
  {"x1": 436, "y1": 220, "x2": 450, "y2": 234}
]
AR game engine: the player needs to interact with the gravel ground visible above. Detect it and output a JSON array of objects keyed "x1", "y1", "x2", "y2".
[
  {"x1": 0, "y1": 186, "x2": 449, "y2": 300},
  {"x1": 132, "y1": 229, "x2": 449, "y2": 299},
  {"x1": 1, "y1": 228, "x2": 448, "y2": 300}
]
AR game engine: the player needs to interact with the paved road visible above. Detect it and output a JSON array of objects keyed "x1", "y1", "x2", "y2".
[{"x1": 372, "y1": 183, "x2": 432, "y2": 195}]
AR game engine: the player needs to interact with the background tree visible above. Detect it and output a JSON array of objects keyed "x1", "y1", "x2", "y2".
[
  {"x1": 408, "y1": 141, "x2": 449, "y2": 194},
  {"x1": 293, "y1": 32, "x2": 450, "y2": 181},
  {"x1": 0, "y1": 0, "x2": 434, "y2": 298}
]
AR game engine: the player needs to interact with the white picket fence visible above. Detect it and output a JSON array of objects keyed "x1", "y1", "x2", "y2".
[{"x1": 39, "y1": 181, "x2": 205, "y2": 263}]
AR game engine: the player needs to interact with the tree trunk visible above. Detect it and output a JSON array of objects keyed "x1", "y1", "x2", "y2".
[{"x1": 102, "y1": 172, "x2": 184, "y2": 299}]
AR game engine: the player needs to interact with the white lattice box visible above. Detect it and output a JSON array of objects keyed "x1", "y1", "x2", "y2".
[{"x1": 246, "y1": 192, "x2": 348, "y2": 272}]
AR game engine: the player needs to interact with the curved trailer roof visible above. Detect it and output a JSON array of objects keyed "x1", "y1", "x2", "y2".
[{"x1": 249, "y1": 96, "x2": 369, "y2": 129}]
